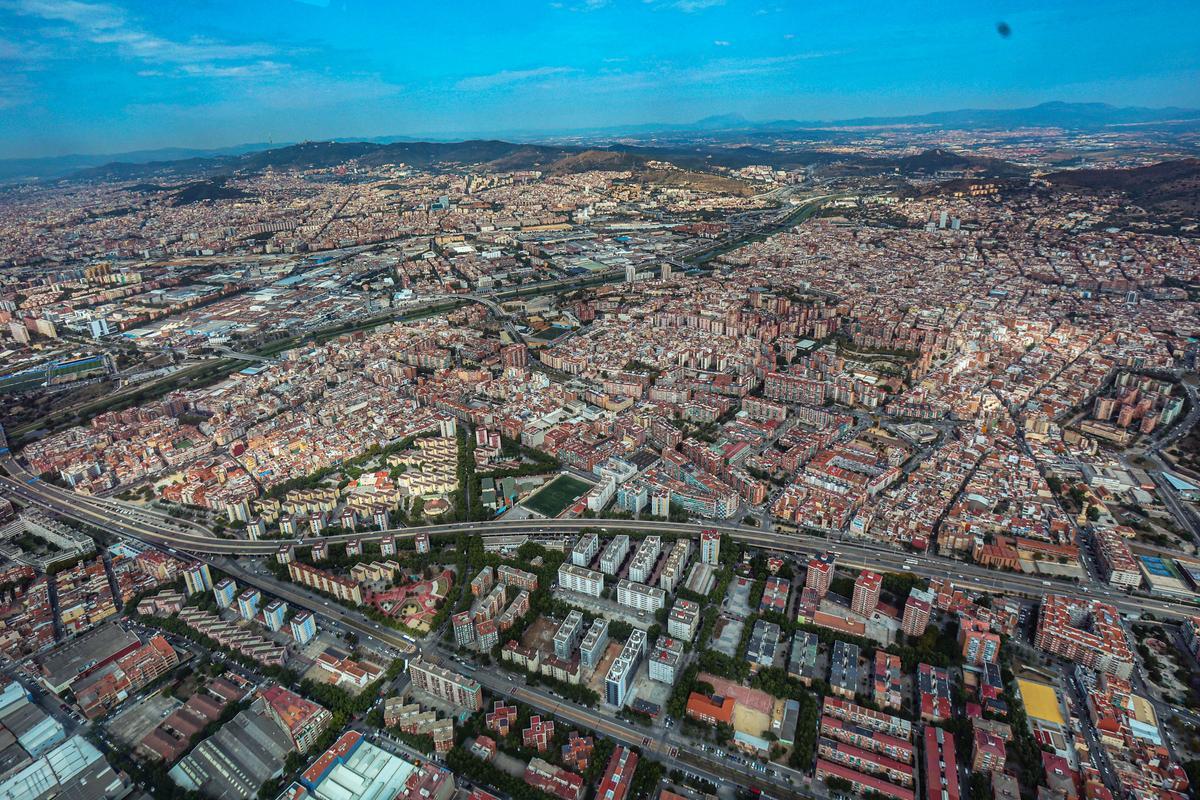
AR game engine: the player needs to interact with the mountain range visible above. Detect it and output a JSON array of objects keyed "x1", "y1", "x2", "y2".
[
  {"x1": 55, "y1": 139, "x2": 1036, "y2": 186},
  {"x1": 5, "y1": 101, "x2": 1199, "y2": 185},
  {"x1": 518, "y1": 101, "x2": 1200, "y2": 139}
]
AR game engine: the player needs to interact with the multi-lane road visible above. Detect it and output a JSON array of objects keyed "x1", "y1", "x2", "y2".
[
  {"x1": 214, "y1": 557, "x2": 816, "y2": 799},
  {"x1": 3, "y1": 454, "x2": 1197, "y2": 623}
]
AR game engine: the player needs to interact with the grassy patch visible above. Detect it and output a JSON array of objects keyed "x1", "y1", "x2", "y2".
[{"x1": 523, "y1": 474, "x2": 591, "y2": 517}]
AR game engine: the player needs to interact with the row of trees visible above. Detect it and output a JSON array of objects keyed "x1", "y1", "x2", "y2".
[
  {"x1": 263, "y1": 432, "x2": 425, "y2": 500},
  {"x1": 134, "y1": 610, "x2": 297, "y2": 685},
  {"x1": 483, "y1": 436, "x2": 561, "y2": 480},
  {"x1": 754, "y1": 607, "x2": 963, "y2": 673}
]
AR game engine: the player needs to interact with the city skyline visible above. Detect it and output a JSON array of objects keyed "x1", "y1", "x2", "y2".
[
  {"x1": 2, "y1": 0, "x2": 1200, "y2": 158},
  {"x1": 1, "y1": 3, "x2": 1200, "y2": 800}
]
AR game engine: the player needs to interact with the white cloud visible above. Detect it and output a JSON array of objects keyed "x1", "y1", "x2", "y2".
[
  {"x1": 6, "y1": 0, "x2": 125, "y2": 30},
  {"x1": 0, "y1": 71, "x2": 32, "y2": 108},
  {"x1": 643, "y1": 0, "x2": 723, "y2": 11},
  {"x1": 124, "y1": 71, "x2": 403, "y2": 118},
  {"x1": 671, "y1": 0, "x2": 724, "y2": 11},
  {"x1": 5, "y1": 0, "x2": 279, "y2": 69},
  {"x1": 519, "y1": 50, "x2": 841, "y2": 97},
  {"x1": 180, "y1": 60, "x2": 287, "y2": 79},
  {"x1": 455, "y1": 66, "x2": 575, "y2": 91},
  {"x1": 0, "y1": 35, "x2": 52, "y2": 61},
  {"x1": 713, "y1": 39, "x2": 731, "y2": 46}
]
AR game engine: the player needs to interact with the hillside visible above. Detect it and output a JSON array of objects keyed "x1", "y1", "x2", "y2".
[
  {"x1": 545, "y1": 149, "x2": 645, "y2": 174},
  {"x1": 640, "y1": 168, "x2": 755, "y2": 196},
  {"x1": 1046, "y1": 159, "x2": 1200, "y2": 218},
  {"x1": 69, "y1": 140, "x2": 576, "y2": 182},
  {"x1": 62, "y1": 138, "x2": 1031, "y2": 190},
  {"x1": 168, "y1": 179, "x2": 250, "y2": 206}
]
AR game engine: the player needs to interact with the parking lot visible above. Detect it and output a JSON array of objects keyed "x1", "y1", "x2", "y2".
[
  {"x1": 106, "y1": 692, "x2": 179, "y2": 747},
  {"x1": 710, "y1": 615, "x2": 742, "y2": 658},
  {"x1": 551, "y1": 588, "x2": 655, "y2": 629},
  {"x1": 725, "y1": 577, "x2": 753, "y2": 618}
]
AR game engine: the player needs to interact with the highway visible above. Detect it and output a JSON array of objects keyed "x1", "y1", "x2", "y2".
[{"x1": 3, "y1": 456, "x2": 1197, "y2": 622}]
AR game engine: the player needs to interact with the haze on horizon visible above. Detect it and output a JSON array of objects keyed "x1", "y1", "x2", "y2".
[{"x1": 2, "y1": 0, "x2": 1199, "y2": 159}]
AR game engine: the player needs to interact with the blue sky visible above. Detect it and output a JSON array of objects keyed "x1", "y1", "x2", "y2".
[{"x1": 1, "y1": 0, "x2": 1199, "y2": 158}]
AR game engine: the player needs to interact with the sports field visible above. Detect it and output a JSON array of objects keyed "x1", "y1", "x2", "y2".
[{"x1": 523, "y1": 474, "x2": 591, "y2": 517}]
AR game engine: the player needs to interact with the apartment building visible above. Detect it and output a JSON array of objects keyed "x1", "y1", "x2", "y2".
[
  {"x1": 1094, "y1": 528, "x2": 1142, "y2": 589},
  {"x1": 901, "y1": 588, "x2": 933, "y2": 637},
  {"x1": 616, "y1": 579, "x2": 666, "y2": 613},
  {"x1": 604, "y1": 630, "x2": 646, "y2": 708},
  {"x1": 453, "y1": 612, "x2": 475, "y2": 648},
  {"x1": 580, "y1": 618, "x2": 609, "y2": 670},
  {"x1": 822, "y1": 697, "x2": 913, "y2": 741},
  {"x1": 1034, "y1": 595, "x2": 1133, "y2": 678},
  {"x1": 571, "y1": 533, "x2": 600, "y2": 567},
  {"x1": 408, "y1": 659, "x2": 483, "y2": 711},
  {"x1": 873, "y1": 652, "x2": 903, "y2": 711},
  {"x1": 959, "y1": 619, "x2": 1001, "y2": 665},
  {"x1": 599, "y1": 535, "x2": 630, "y2": 575},
  {"x1": 658, "y1": 539, "x2": 692, "y2": 594},
  {"x1": 788, "y1": 631, "x2": 820, "y2": 684},
  {"x1": 806, "y1": 552, "x2": 836, "y2": 596},
  {"x1": 851, "y1": 570, "x2": 882, "y2": 617},
  {"x1": 830, "y1": 640, "x2": 860, "y2": 698},
  {"x1": 648, "y1": 637, "x2": 684, "y2": 684},
  {"x1": 470, "y1": 567, "x2": 495, "y2": 597},
  {"x1": 699, "y1": 530, "x2": 721, "y2": 565},
  {"x1": 287, "y1": 562, "x2": 363, "y2": 605},
  {"x1": 553, "y1": 611, "x2": 585, "y2": 660},
  {"x1": 498, "y1": 565, "x2": 539, "y2": 592},
  {"x1": 820, "y1": 714, "x2": 915, "y2": 764},
  {"x1": 817, "y1": 737, "x2": 915, "y2": 787},
  {"x1": 627, "y1": 537, "x2": 662, "y2": 584},
  {"x1": 558, "y1": 564, "x2": 604, "y2": 597},
  {"x1": 667, "y1": 598, "x2": 701, "y2": 641},
  {"x1": 923, "y1": 726, "x2": 960, "y2": 800}
]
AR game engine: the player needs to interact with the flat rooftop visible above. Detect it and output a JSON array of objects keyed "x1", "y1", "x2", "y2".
[{"x1": 36, "y1": 624, "x2": 139, "y2": 690}]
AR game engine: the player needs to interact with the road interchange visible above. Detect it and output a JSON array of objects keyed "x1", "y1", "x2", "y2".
[{"x1": 3, "y1": 455, "x2": 1196, "y2": 622}]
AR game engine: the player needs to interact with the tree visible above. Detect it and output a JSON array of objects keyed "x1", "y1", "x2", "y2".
[{"x1": 825, "y1": 776, "x2": 852, "y2": 793}]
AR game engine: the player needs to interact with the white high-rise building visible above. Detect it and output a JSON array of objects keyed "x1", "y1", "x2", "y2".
[
  {"x1": 599, "y1": 535, "x2": 630, "y2": 575},
  {"x1": 616, "y1": 579, "x2": 666, "y2": 613},
  {"x1": 557, "y1": 564, "x2": 604, "y2": 597},
  {"x1": 627, "y1": 536, "x2": 661, "y2": 584},
  {"x1": 571, "y1": 533, "x2": 600, "y2": 567}
]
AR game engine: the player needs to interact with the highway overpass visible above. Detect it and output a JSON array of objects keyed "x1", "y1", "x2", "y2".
[{"x1": 3, "y1": 460, "x2": 1195, "y2": 622}]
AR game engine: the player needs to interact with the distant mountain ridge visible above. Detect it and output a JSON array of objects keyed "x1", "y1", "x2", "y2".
[
  {"x1": 0, "y1": 142, "x2": 281, "y2": 184},
  {"x1": 757, "y1": 101, "x2": 1200, "y2": 131},
  {"x1": 57, "y1": 138, "x2": 1040, "y2": 185},
  {"x1": 533, "y1": 101, "x2": 1200, "y2": 138},
  {"x1": 6, "y1": 100, "x2": 1198, "y2": 184}
]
